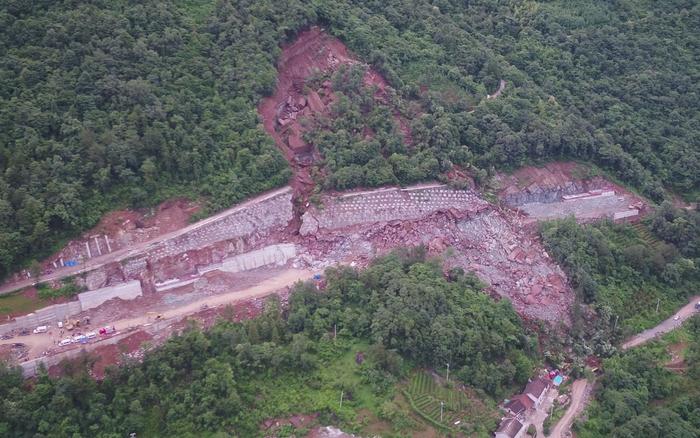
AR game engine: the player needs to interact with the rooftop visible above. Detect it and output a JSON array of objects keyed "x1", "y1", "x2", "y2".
[
  {"x1": 525, "y1": 377, "x2": 551, "y2": 398},
  {"x1": 496, "y1": 417, "x2": 524, "y2": 437}
]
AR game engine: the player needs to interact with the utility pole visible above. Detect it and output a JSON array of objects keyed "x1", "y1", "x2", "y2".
[
  {"x1": 440, "y1": 401, "x2": 445, "y2": 422},
  {"x1": 339, "y1": 390, "x2": 344, "y2": 410},
  {"x1": 334, "y1": 324, "x2": 337, "y2": 340},
  {"x1": 446, "y1": 363, "x2": 450, "y2": 383},
  {"x1": 656, "y1": 298, "x2": 660, "y2": 313},
  {"x1": 613, "y1": 314, "x2": 619, "y2": 332}
]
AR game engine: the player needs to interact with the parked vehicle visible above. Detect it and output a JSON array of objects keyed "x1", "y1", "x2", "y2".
[
  {"x1": 32, "y1": 325, "x2": 48, "y2": 334},
  {"x1": 99, "y1": 326, "x2": 116, "y2": 335},
  {"x1": 58, "y1": 338, "x2": 72, "y2": 347},
  {"x1": 86, "y1": 331, "x2": 97, "y2": 339}
]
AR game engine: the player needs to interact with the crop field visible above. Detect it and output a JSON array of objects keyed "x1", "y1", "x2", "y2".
[
  {"x1": 631, "y1": 223, "x2": 663, "y2": 249},
  {"x1": 403, "y1": 371, "x2": 497, "y2": 435}
]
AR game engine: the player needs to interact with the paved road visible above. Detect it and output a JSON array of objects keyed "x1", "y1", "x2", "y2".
[
  {"x1": 547, "y1": 379, "x2": 589, "y2": 438},
  {"x1": 0, "y1": 186, "x2": 293, "y2": 296},
  {"x1": 622, "y1": 296, "x2": 700, "y2": 350}
]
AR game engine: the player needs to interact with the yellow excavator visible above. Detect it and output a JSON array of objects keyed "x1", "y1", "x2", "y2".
[{"x1": 64, "y1": 319, "x2": 81, "y2": 331}]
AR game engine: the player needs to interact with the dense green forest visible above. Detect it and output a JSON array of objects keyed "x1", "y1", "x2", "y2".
[
  {"x1": 577, "y1": 316, "x2": 700, "y2": 438},
  {"x1": 1, "y1": 0, "x2": 698, "y2": 279},
  {"x1": 0, "y1": 251, "x2": 535, "y2": 437},
  {"x1": 539, "y1": 203, "x2": 700, "y2": 357}
]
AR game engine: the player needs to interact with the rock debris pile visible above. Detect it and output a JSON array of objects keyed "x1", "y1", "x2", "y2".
[{"x1": 294, "y1": 185, "x2": 573, "y2": 323}]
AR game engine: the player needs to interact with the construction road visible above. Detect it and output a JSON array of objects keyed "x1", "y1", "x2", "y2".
[
  {"x1": 0, "y1": 186, "x2": 293, "y2": 296},
  {"x1": 622, "y1": 295, "x2": 700, "y2": 350},
  {"x1": 3, "y1": 268, "x2": 311, "y2": 359}
]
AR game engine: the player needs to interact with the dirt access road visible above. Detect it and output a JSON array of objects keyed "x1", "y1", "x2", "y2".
[
  {"x1": 5, "y1": 268, "x2": 310, "y2": 359},
  {"x1": 547, "y1": 379, "x2": 590, "y2": 438},
  {"x1": 0, "y1": 187, "x2": 292, "y2": 296},
  {"x1": 549, "y1": 296, "x2": 700, "y2": 437},
  {"x1": 622, "y1": 295, "x2": 700, "y2": 350}
]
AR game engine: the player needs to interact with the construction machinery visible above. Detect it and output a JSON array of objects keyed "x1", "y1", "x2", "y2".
[{"x1": 64, "y1": 319, "x2": 81, "y2": 331}]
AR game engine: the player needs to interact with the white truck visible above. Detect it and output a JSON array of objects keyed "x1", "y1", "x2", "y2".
[{"x1": 32, "y1": 326, "x2": 48, "y2": 334}]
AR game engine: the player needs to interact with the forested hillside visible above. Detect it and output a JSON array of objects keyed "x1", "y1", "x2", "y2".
[
  {"x1": 577, "y1": 316, "x2": 700, "y2": 437},
  {"x1": 539, "y1": 203, "x2": 700, "y2": 357},
  {"x1": 1, "y1": 0, "x2": 697, "y2": 278},
  {"x1": 0, "y1": 252, "x2": 535, "y2": 436}
]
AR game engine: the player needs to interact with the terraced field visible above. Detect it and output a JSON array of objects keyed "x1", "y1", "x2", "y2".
[
  {"x1": 631, "y1": 223, "x2": 663, "y2": 249},
  {"x1": 403, "y1": 371, "x2": 497, "y2": 434}
]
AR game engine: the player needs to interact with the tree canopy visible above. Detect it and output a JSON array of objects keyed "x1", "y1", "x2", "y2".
[
  {"x1": 0, "y1": 251, "x2": 534, "y2": 436},
  {"x1": 1, "y1": 0, "x2": 697, "y2": 279}
]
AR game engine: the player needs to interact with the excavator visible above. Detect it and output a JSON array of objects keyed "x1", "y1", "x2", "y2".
[
  {"x1": 64, "y1": 316, "x2": 90, "y2": 331},
  {"x1": 64, "y1": 319, "x2": 80, "y2": 331}
]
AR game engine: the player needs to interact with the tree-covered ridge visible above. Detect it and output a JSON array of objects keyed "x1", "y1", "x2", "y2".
[
  {"x1": 0, "y1": 0, "x2": 311, "y2": 277},
  {"x1": 318, "y1": 0, "x2": 699, "y2": 198},
  {"x1": 1, "y1": 0, "x2": 698, "y2": 279},
  {"x1": 577, "y1": 316, "x2": 700, "y2": 438},
  {"x1": 0, "y1": 251, "x2": 535, "y2": 436},
  {"x1": 539, "y1": 204, "x2": 700, "y2": 360}
]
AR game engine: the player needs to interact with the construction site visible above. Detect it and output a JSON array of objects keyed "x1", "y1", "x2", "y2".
[{"x1": 0, "y1": 28, "x2": 649, "y2": 380}]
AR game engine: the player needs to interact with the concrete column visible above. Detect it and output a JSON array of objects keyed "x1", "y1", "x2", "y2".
[
  {"x1": 94, "y1": 236, "x2": 102, "y2": 256},
  {"x1": 85, "y1": 242, "x2": 92, "y2": 258},
  {"x1": 104, "y1": 235, "x2": 112, "y2": 253}
]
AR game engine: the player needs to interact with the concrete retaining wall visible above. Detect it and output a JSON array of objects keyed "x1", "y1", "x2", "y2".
[
  {"x1": 78, "y1": 280, "x2": 142, "y2": 310},
  {"x1": 0, "y1": 301, "x2": 83, "y2": 336},
  {"x1": 19, "y1": 330, "x2": 134, "y2": 378},
  {"x1": 220, "y1": 244, "x2": 296, "y2": 273},
  {"x1": 613, "y1": 209, "x2": 639, "y2": 220},
  {"x1": 300, "y1": 186, "x2": 488, "y2": 235},
  {"x1": 17, "y1": 302, "x2": 83, "y2": 328},
  {"x1": 154, "y1": 277, "x2": 197, "y2": 293},
  {"x1": 0, "y1": 281, "x2": 143, "y2": 336}
]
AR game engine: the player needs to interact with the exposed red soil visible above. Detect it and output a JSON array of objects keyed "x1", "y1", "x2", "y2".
[
  {"x1": 4, "y1": 198, "x2": 200, "y2": 289},
  {"x1": 47, "y1": 330, "x2": 154, "y2": 379},
  {"x1": 258, "y1": 26, "x2": 411, "y2": 232},
  {"x1": 495, "y1": 162, "x2": 648, "y2": 223},
  {"x1": 89, "y1": 330, "x2": 153, "y2": 379},
  {"x1": 665, "y1": 341, "x2": 688, "y2": 373},
  {"x1": 0, "y1": 342, "x2": 28, "y2": 362},
  {"x1": 87, "y1": 198, "x2": 200, "y2": 243}
]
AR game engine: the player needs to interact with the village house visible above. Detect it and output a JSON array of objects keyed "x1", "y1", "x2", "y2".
[
  {"x1": 494, "y1": 417, "x2": 525, "y2": 438},
  {"x1": 524, "y1": 377, "x2": 552, "y2": 409},
  {"x1": 504, "y1": 393, "x2": 534, "y2": 416}
]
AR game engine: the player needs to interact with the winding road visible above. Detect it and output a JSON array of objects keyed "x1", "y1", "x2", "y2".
[
  {"x1": 547, "y1": 379, "x2": 590, "y2": 438},
  {"x1": 548, "y1": 295, "x2": 700, "y2": 437},
  {"x1": 622, "y1": 296, "x2": 700, "y2": 350}
]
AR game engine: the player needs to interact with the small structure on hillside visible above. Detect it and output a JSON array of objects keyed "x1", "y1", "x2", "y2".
[
  {"x1": 524, "y1": 377, "x2": 552, "y2": 408},
  {"x1": 494, "y1": 417, "x2": 525, "y2": 438},
  {"x1": 504, "y1": 393, "x2": 534, "y2": 416}
]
